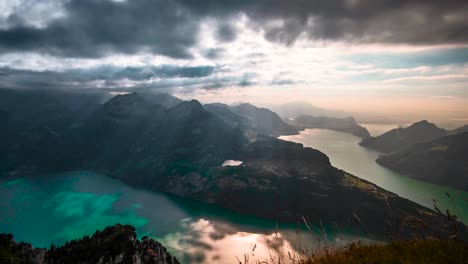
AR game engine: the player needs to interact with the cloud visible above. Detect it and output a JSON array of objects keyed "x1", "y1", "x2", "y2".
[
  {"x1": 0, "y1": 0, "x2": 200, "y2": 58},
  {"x1": 202, "y1": 48, "x2": 225, "y2": 59},
  {"x1": 0, "y1": 65, "x2": 256, "y2": 93},
  {"x1": 177, "y1": 0, "x2": 468, "y2": 46},
  {"x1": 382, "y1": 74, "x2": 468, "y2": 83},
  {"x1": 215, "y1": 22, "x2": 237, "y2": 42},
  {"x1": 1, "y1": 0, "x2": 467, "y2": 61}
]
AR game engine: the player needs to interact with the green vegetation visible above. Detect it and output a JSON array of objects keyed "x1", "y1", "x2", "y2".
[
  {"x1": 431, "y1": 144, "x2": 449, "y2": 152},
  {"x1": 303, "y1": 240, "x2": 467, "y2": 264}
]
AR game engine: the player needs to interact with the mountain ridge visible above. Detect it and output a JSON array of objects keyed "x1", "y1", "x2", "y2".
[
  {"x1": 376, "y1": 132, "x2": 468, "y2": 191},
  {"x1": 360, "y1": 120, "x2": 448, "y2": 153},
  {"x1": 0, "y1": 90, "x2": 465, "y2": 241}
]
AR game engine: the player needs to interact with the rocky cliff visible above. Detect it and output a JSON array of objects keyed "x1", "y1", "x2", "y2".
[{"x1": 0, "y1": 224, "x2": 178, "y2": 264}]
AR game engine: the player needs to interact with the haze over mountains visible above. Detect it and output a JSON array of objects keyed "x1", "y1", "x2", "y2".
[
  {"x1": 290, "y1": 115, "x2": 371, "y2": 138},
  {"x1": 1, "y1": 88, "x2": 466, "y2": 242}
]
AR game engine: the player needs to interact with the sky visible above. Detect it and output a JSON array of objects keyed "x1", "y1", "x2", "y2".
[{"x1": 0, "y1": 0, "x2": 467, "y2": 126}]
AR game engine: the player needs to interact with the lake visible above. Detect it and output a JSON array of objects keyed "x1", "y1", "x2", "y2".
[
  {"x1": 279, "y1": 127, "x2": 468, "y2": 224},
  {"x1": 0, "y1": 172, "x2": 359, "y2": 264},
  {"x1": 2, "y1": 125, "x2": 466, "y2": 263}
]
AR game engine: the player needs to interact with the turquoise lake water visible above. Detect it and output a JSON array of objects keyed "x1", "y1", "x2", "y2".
[
  {"x1": 0, "y1": 172, "x2": 359, "y2": 263},
  {"x1": 280, "y1": 128, "x2": 468, "y2": 224},
  {"x1": 2, "y1": 125, "x2": 466, "y2": 263}
]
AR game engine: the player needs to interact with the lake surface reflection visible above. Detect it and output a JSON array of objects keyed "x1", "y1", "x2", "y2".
[{"x1": 0, "y1": 172, "x2": 360, "y2": 263}]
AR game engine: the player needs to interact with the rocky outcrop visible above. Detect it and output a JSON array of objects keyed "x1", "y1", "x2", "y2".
[{"x1": 0, "y1": 224, "x2": 178, "y2": 264}]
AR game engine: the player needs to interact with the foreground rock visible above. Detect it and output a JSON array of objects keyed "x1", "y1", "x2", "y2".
[
  {"x1": 377, "y1": 132, "x2": 468, "y2": 191},
  {"x1": 0, "y1": 224, "x2": 178, "y2": 264}
]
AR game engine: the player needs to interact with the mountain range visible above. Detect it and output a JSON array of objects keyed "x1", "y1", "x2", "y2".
[
  {"x1": 290, "y1": 115, "x2": 371, "y2": 138},
  {"x1": 358, "y1": 120, "x2": 468, "y2": 191},
  {"x1": 377, "y1": 132, "x2": 468, "y2": 191},
  {"x1": 0, "y1": 89, "x2": 465, "y2": 241},
  {"x1": 360, "y1": 120, "x2": 467, "y2": 153}
]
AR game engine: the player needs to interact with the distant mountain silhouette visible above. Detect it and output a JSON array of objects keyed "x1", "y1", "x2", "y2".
[
  {"x1": 360, "y1": 120, "x2": 447, "y2": 153},
  {"x1": 140, "y1": 92, "x2": 184, "y2": 109},
  {"x1": 270, "y1": 101, "x2": 349, "y2": 119},
  {"x1": 292, "y1": 115, "x2": 371, "y2": 138},
  {"x1": 205, "y1": 102, "x2": 298, "y2": 139},
  {"x1": 377, "y1": 132, "x2": 468, "y2": 191},
  {"x1": 450, "y1": 124, "x2": 468, "y2": 135}
]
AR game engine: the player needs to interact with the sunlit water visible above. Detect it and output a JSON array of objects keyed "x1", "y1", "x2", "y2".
[
  {"x1": 279, "y1": 127, "x2": 468, "y2": 224},
  {"x1": 221, "y1": 160, "x2": 243, "y2": 166},
  {"x1": 0, "y1": 172, "x2": 361, "y2": 264}
]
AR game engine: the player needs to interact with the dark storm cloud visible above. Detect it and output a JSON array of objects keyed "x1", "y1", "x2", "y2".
[
  {"x1": 215, "y1": 23, "x2": 237, "y2": 42},
  {"x1": 78, "y1": 65, "x2": 216, "y2": 81},
  {"x1": 0, "y1": 0, "x2": 200, "y2": 58},
  {"x1": 202, "y1": 48, "x2": 225, "y2": 59},
  {"x1": 0, "y1": 0, "x2": 467, "y2": 60},
  {"x1": 0, "y1": 65, "x2": 247, "y2": 92},
  {"x1": 177, "y1": 0, "x2": 468, "y2": 45}
]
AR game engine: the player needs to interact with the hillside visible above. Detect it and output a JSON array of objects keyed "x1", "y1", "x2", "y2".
[
  {"x1": 360, "y1": 120, "x2": 447, "y2": 153},
  {"x1": 292, "y1": 115, "x2": 370, "y2": 138},
  {"x1": 377, "y1": 132, "x2": 468, "y2": 191},
  {"x1": 205, "y1": 102, "x2": 299, "y2": 138},
  {"x1": 0, "y1": 91, "x2": 465, "y2": 241},
  {"x1": 0, "y1": 224, "x2": 178, "y2": 264}
]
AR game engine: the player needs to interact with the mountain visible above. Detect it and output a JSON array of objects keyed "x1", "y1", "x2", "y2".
[
  {"x1": 203, "y1": 103, "x2": 248, "y2": 128},
  {"x1": 292, "y1": 115, "x2": 371, "y2": 138},
  {"x1": 360, "y1": 120, "x2": 447, "y2": 153},
  {"x1": 270, "y1": 101, "x2": 348, "y2": 119},
  {"x1": 230, "y1": 103, "x2": 298, "y2": 136},
  {"x1": 1, "y1": 91, "x2": 465, "y2": 240},
  {"x1": 140, "y1": 92, "x2": 184, "y2": 109},
  {"x1": 1, "y1": 91, "x2": 246, "y2": 179},
  {"x1": 0, "y1": 224, "x2": 179, "y2": 264},
  {"x1": 160, "y1": 136, "x2": 463, "y2": 240},
  {"x1": 74, "y1": 93, "x2": 246, "y2": 185},
  {"x1": 450, "y1": 124, "x2": 468, "y2": 135},
  {"x1": 205, "y1": 102, "x2": 299, "y2": 139},
  {"x1": 376, "y1": 132, "x2": 468, "y2": 191}
]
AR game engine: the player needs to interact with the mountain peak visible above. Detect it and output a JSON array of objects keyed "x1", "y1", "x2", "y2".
[
  {"x1": 101, "y1": 92, "x2": 152, "y2": 118},
  {"x1": 413, "y1": 120, "x2": 430, "y2": 125},
  {"x1": 235, "y1": 103, "x2": 260, "y2": 110},
  {"x1": 168, "y1": 99, "x2": 206, "y2": 117},
  {"x1": 140, "y1": 92, "x2": 183, "y2": 109},
  {"x1": 409, "y1": 120, "x2": 441, "y2": 130},
  {"x1": 104, "y1": 92, "x2": 143, "y2": 106}
]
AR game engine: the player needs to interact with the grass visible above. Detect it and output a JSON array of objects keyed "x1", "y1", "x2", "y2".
[
  {"x1": 236, "y1": 192, "x2": 467, "y2": 264},
  {"x1": 430, "y1": 144, "x2": 449, "y2": 152},
  {"x1": 304, "y1": 240, "x2": 467, "y2": 264}
]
